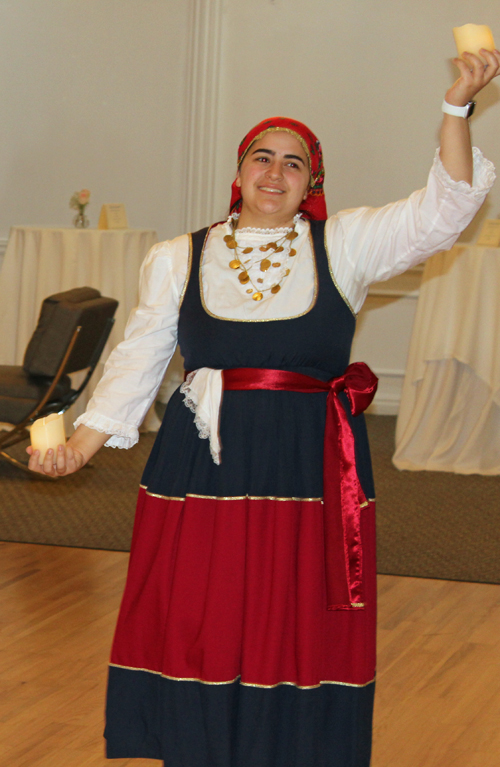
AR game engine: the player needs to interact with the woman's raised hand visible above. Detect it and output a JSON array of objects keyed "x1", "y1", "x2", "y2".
[
  {"x1": 26, "y1": 423, "x2": 111, "y2": 477},
  {"x1": 447, "y1": 48, "x2": 500, "y2": 106}
]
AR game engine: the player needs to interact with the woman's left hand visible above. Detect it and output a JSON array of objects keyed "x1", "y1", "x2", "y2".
[
  {"x1": 446, "y1": 48, "x2": 500, "y2": 106},
  {"x1": 440, "y1": 48, "x2": 499, "y2": 185}
]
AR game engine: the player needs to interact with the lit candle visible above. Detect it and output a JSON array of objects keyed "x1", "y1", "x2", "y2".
[
  {"x1": 31, "y1": 413, "x2": 66, "y2": 464},
  {"x1": 453, "y1": 24, "x2": 495, "y2": 64}
]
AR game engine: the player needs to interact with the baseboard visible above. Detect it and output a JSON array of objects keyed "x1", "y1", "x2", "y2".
[
  {"x1": 366, "y1": 397, "x2": 400, "y2": 416},
  {"x1": 367, "y1": 368, "x2": 405, "y2": 416}
]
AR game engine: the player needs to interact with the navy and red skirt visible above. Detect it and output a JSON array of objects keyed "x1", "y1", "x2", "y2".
[{"x1": 105, "y1": 222, "x2": 377, "y2": 766}]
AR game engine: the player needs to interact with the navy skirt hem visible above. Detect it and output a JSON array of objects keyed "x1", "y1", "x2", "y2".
[{"x1": 105, "y1": 666, "x2": 375, "y2": 767}]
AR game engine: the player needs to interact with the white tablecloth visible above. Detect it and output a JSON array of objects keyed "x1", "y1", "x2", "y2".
[
  {"x1": 393, "y1": 244, "x2": 500, "y2": 474},
  {"x1": 0, "y1": 226, "x2": 159, "y2": 431}
]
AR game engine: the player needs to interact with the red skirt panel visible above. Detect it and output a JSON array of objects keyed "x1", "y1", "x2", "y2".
[{"x1": 110, "y1": 487, "x2": 376, "y2": 689}]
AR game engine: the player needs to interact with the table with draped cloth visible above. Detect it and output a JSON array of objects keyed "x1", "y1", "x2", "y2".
[
  {"x1": 0, "y1": 225, "x2": 159, "y2": 431},
  {"x1": 393, "y1": 243, "x2": 500, "y2": 475}
]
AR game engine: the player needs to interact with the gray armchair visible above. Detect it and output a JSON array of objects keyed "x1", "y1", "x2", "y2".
[{"x1": 0, "y1": 287, "x2": 118, "y2": 472}]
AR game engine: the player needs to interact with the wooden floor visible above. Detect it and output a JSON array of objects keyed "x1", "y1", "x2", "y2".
[{"x1": 1, "y1": 541, "x2": 499, "y2": 766}]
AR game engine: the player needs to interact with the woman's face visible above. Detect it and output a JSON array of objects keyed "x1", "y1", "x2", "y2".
[{"x1": 235, "y1": 131, "x2": 310, "y2": 228}]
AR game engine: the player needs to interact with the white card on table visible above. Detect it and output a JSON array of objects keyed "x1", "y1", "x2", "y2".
[
  {"x1": 477, "y1": 219, "x2": 500, "y2": 247},
  {"x1": 98, "y1": 204, "x2": 129, "y2": 230}
]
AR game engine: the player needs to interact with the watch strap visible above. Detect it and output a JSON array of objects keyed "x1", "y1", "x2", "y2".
[{"x1": 442, "y1": 100, "x2": 476, "y2": 118}]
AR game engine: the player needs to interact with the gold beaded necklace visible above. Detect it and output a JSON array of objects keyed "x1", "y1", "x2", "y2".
[{"x1": 223, "y1": 223, "x2": 299, "y2": 302}]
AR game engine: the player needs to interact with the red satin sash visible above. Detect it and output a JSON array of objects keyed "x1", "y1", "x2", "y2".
[{"x1": 223, "y1": 363, "x2": 378, "y2": 611}]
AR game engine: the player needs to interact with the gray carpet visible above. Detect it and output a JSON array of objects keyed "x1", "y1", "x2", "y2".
[
  {"x1": 0, "y1": 416, "x2": 499, "y2": 583},
  {"x1": 368, "y1": 416, "x2": 500, "y2": 583},
  {"x1": 0, "y1": 433, "x2": 155, "y2": 551}
]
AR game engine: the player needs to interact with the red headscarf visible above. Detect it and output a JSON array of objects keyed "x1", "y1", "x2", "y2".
[{"x1": 230, "y1": 117, "x2": 327, "y2": 221}]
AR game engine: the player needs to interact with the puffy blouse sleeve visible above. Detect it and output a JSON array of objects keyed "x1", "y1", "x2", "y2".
[
  {"x1": 326, "y1": 147, "x2": 496, "y2": 314},
  {"x1": 74, "y1": 235, "x2": 190, "y2": 448}
]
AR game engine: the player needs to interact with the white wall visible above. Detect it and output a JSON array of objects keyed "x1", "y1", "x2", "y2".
[
  {"x1": 351, "y1": 268, "x2": 423, "y2": 414},
  {"x1": 0, "y1": 1, "x2": 190, "y2": 242}
]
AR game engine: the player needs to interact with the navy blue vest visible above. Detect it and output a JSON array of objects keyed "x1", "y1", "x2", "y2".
[{"x1": 178, "y1": 220, "x2": 355, "y2": 382}]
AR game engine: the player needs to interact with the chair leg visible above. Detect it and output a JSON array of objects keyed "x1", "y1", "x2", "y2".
[
  {"x1": 0, "y1": 449, "x2": 57, "y2": 480},
  {"x1": 0, "y1": 426, "x2": 30, "y2": 450}
]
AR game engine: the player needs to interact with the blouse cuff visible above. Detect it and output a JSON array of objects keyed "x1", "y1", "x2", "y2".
[
  {"x1": 73, "y1": 412, "x2": 139, "y2": 449},
  {"x1": 433, "y1": 147, "x2": 496, "y2": 202}
]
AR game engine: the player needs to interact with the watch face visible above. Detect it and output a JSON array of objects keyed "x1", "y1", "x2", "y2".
[{"x1": 466, "y1": 101, "x2": 476, "y2": 118}]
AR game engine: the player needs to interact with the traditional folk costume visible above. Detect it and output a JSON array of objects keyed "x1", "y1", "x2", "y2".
[{"x1": 76, "y1": 118, "x2": 495, "y2": 766}]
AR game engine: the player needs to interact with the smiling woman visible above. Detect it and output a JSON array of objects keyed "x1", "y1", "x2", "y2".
[{"x1": 26, "y1": 51, "x2": 500, "y2": 767}]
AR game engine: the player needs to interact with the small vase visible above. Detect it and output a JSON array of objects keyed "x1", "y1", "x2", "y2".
[{"x1": 73, "y1": 209, "x2": 89, "y2": 228}]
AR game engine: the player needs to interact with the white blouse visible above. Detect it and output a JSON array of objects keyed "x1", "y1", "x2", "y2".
[{"x1": 75, "y1": 148, "x2": 496, "y2": 449}]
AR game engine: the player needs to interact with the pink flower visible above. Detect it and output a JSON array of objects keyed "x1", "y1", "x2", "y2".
[{"x1": 77, "y1": 189, "x2": 90, "y2": 205}]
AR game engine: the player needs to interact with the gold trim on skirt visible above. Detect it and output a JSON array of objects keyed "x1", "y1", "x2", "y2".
[{"x1": 109, "y1": 663, "x2": 375, "y2": 690}]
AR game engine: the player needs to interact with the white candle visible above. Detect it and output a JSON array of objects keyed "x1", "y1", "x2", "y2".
[
  {"x1": 453, "y1": 24, "x2": 495, "y2": 64},
  {"x1": 30, "y1": 413, "x2": 66, "y2": 464}
]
